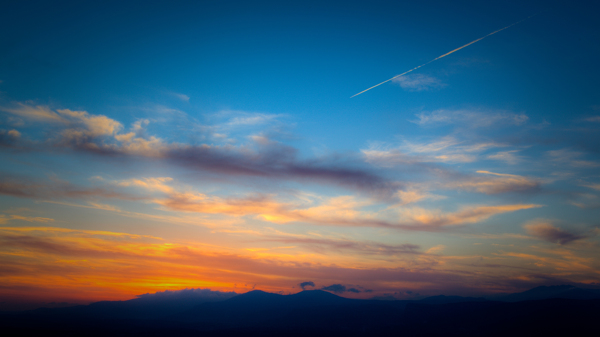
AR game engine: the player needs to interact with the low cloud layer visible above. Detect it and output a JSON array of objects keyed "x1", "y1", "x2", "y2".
[{"x1": 136, "y1": 288, "x2": 237, "y2": 301}]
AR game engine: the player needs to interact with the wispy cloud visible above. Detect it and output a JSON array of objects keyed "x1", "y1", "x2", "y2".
[
  {"x1": 1, "y1": 103, "x2": 66, "y2": 122},
  {"x1": 446, "y1": 171, "x2": 540, "y2": 194},
  {"x1": 395, "y1": 204, "x2": 541, "y2": 229},
  {"x1": 172, "y1": 93, "x2": 190, "y2": 102},
  {"x1": 225, "y1": 112, "x2": 282, "y2": 126},
  {"x1": 584, "y1": 116, "x2": 600, "y2": 122},
  {"x1": 412, "y1": 109, "x2": 529, "y2": 128},
  {"x1": 392, "y1": 74, "x2": 445, "y2": 91},
  {"x1": 582, "y1": 183, "x2": 600, "y2": 191},
  {"x1": 0, "y1": 214, "x2": 54, "y2": 225},
  {"x1": 547, "y1": 149, "x2": 600, "y2": 168},
  {"x1": 487, "y1": 150, "x2": 522, "y2": 164},
  {"x1": 363, "y1": 137, "x2": 507, "y2": 165},
  {"x1": 0, "y1": 173, "x2": 141, "y2": 201},
  {"x1": 261, "y1": 235, "x2": 421, "y2": 256}
]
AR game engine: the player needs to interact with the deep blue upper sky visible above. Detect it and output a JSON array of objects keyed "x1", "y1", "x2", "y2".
[{"x1": 3, "y1": 0, "x2": 599, "y2": 151}]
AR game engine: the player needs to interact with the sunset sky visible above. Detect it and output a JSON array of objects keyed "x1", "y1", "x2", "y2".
[{"x1": 1, "y1": 0, "x2": 600, "y2": 310}]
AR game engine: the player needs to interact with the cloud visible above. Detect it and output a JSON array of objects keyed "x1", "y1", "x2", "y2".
[
  {"x1": 321, "y1": 284, "x2": 346, "y2": 293},
  {"x1": 263, "y1": 236, "x2": 420, "y2": 256},
  {"x1": 394, "y1": 188, "x2": 442, "y2": 205},
  {"x1": 446, "y1": 171, "x2": 540, "y2": 194},
  {"x1": 261, "y1": 198, "x2": 539, "y2": 230},
  {"x1": 226, "y1": 112, "x2": 281, "y2": 126},
  {"x1": 158, "y1": 192, "x2": 288, "y2": 217},
  {"x1": 392, "y1": 74, "x2": 445, "y2": 91},
  {"x1": 487, "y1": 150, "x2": 522, "y2": 164},
  {"x1": 2, "y1": 226, "x2": 598, "y2": 306},
  {"x1": 363, "y1": 137, "x2": 507, "y2": 165},
  {"x1": 172, "y1": 93, "x2": 190, "y2": 102},
  {"x1": 524, "y1": 221, "x2": 587, "y2": 245},
  {"x1": 115, "y1": 177, "x2": 175, "y2": 194},
  {"x1": 165, "y1": 143, "x2": 400, "y2": 198},
  {"x1": 2, "y1": 103, "x2": 399, "y2": 197},
  {"x1": 547, "y1": 149, "x2": 600, "y2": 168},
  {"x1": 136, "y1": 288, "x2": 236, "y2": 301},
  {"x1": 299, "y1": 281, "x2": 315, "y2": 290},
  {"x1": 1, "y1": 103, "x2": 66, "y2": 122},
  {"x1": 0, "y1": 129, "x2": 21, "y2": 147},
  {"x1": 109, "y1": 176, "x2": 533, "y2": 231},
  {"x1": 57, "y1": 109, "x2": 122, "y2": 137},
  {"x1": 584, "y1": 116, "x2": 600, "y2": 122},
  {"x1": 0, "y1": 173, "x2": 140, "y2": 201},
  {"x1": 0, "y1": 214, "x2": 54, "y2": 225},
  {"x1": 568, "y1": 193, "x2": 600, "y2": 209},
  {"x1": 413, "y1": 109, "x2": 528, "y2": 128},
  {"x1": 0, "y1": 172, "x2": 540, "y2": 232},
  {"x1": 321, "y1": 284, "x2": 362, "y2": 293},
  {"x1": 0, "y1": 226, "x2": 471, "y2": 304},
  {"x1": 396, "y1": 204, "x2": 542, "y2": 229},
  {"x1": 582, "y1": 183, "x2": 600, "y2": 191}
]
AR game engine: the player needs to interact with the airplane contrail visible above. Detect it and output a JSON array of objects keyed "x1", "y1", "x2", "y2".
[{"x1": 351, "y1": 15, "x2": 537, "y2": 98}]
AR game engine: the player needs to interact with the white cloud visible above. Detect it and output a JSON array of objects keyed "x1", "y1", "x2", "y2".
[
  {"x1": 363, "y1": 137, "x2": 506, "y2": 165},
  {"x1": 392, "y1": 74, "x2": 445, "y2": 91},
  {"x1": 412, "y1": 109, "x2": 529, "y2": 128}
]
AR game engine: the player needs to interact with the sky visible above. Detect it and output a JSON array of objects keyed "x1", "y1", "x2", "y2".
[{"x1": 1, "y1": 0, "x2": 600, "y2": 310}]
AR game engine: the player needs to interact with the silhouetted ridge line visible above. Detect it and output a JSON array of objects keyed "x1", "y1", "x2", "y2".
[{"x1": 497, "y1": 285, "x2": 600, "y2": 302}]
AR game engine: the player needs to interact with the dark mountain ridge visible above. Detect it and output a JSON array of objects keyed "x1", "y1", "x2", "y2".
[
  {"x1": 2, "y1": 285, "x2": 600, "y2": 336},
  {"x1": 493, "y1": 284, "x2": 600, "y2": 302}
]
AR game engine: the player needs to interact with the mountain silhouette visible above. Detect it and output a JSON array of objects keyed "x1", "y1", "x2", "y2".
[
  {"x1": 419, "y1": 295, "x2": 488, "y2": 304},
  {"x1": 497, "y1": 285, "x2": 600, "y2": 302},
  {"x1": 2, "y1": 286, "x2": 600, "y2": 336},
  {"x1": 175, "y1": 289, "x2": 406, "y2": 330}
]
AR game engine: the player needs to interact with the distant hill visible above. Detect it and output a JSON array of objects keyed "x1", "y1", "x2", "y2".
[
  {"x1": 495, "y1": 285, "x2": 600, "y2": 302},
  {"x1": 418, "y1": 295, "x2": 488, "y2": 304},
  {"x1": 176, "y1": 289, "x2": 407, "y2": 330},
  {"x1": 24, "y1": 288, "x2": 237, "y2": 320}
]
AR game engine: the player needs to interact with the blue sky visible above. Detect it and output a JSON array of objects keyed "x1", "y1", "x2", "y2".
[{"x1": 1, "y1": 0, "x2": 600, "y2": 309}]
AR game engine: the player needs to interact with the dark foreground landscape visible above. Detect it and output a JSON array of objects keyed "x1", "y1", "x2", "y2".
[{"x1": 2, "y1": 285, "x2": 600, "y2": 336}]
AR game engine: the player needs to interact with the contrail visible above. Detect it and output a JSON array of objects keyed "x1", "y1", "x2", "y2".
[{"x1": 351, "y1": 15, "x2": 536, "y2": 98}]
